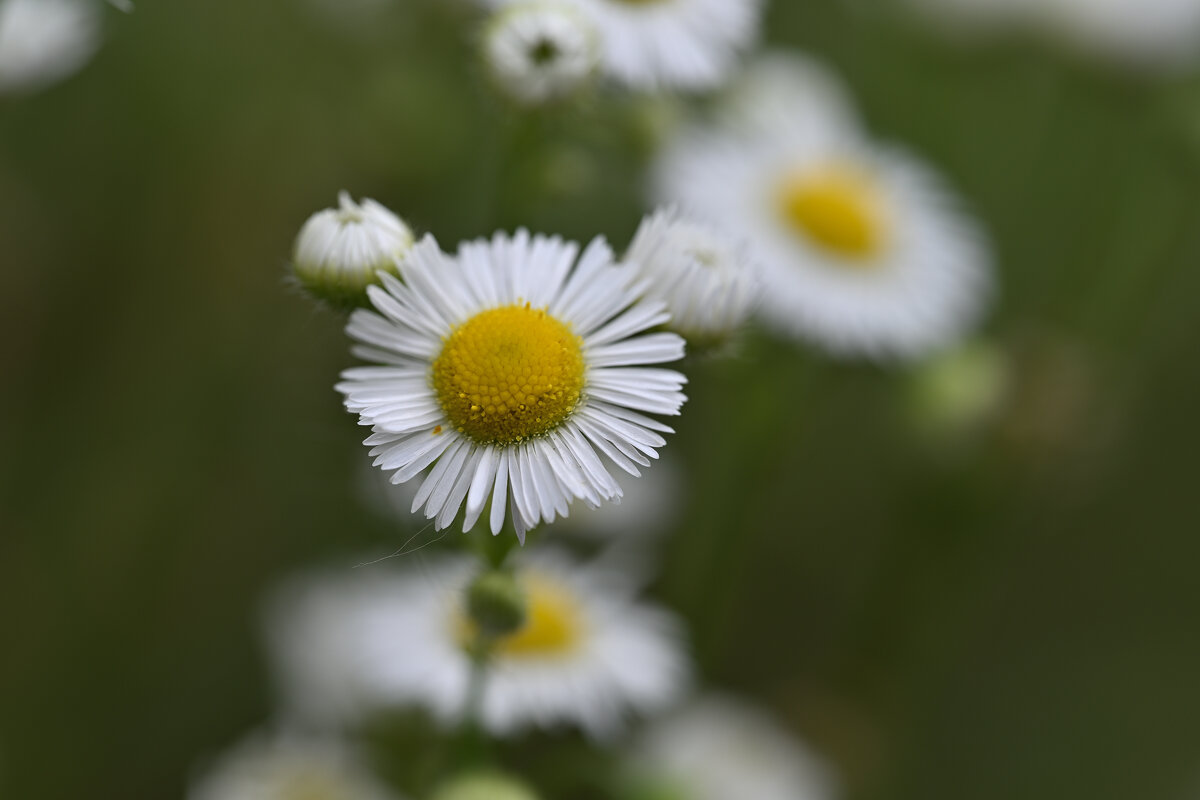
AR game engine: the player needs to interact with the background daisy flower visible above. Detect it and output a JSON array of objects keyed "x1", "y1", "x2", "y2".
[
  {"x1": 0, "y1": 0, "x2": 102, "y2": 94},
  {"x1": 655, "y1": 55, "x2": 992, "y2": 361},
  {"x1": 627, "y1": 695, "x2": 836, "y2": 800},
  {"x1": 337, "y1": 230, "x2": 687, "y2": 541},
  {"x1": 188, "y1": 732, "x2": 402, "y2": 800},
  {"x1": 481, "y1": 0, "x2": 763, "y2": 91},
  {"x1": 483, "y1": 2, "x2": 599, "y2": 106},
  {"x1": 266, "y1": 551, "x2": 689, "y2": 738}
]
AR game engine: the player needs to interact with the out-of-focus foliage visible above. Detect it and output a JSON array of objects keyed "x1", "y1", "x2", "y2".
[{"x1": 2, "y1": 1, "x2": 1200, "y2": 799}]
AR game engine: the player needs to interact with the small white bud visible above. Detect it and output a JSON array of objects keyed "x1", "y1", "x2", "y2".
[
  {"x1": 483, "y1": 2, "x2": 598, "y2": 106},
  {"x1": 291, "y1": 192, "x2": 414, "y2": 309}
]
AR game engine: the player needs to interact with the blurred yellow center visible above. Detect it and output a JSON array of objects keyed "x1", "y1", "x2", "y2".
[
  {"x1": 459, "y1": 576, "x2": 583, "y2": 658},
  {"x1": 432, "y1": 304, "x2": 585, "y2": 445},
  {"x1": 778, "y1": 164, "x2": 888, "y2": 261}
]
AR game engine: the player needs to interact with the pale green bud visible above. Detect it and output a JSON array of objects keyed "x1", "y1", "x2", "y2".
[
  {"x1": 430, "y1": 771, "x2": 540, "y2": 800},
  {"x1": 466, "y1": 569, "x2": 527, "y2": 639}
]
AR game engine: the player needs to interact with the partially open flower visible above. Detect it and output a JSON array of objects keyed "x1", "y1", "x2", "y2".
[
  {"x1": 484, "y1": 2, "x2": 598, "y2": 106},
  {"x1": 626, "y1": 207, "x2": 759, "y2": 347},
  {"x1": 291, "y1": 192, "x2": 415, "y2": 309}
]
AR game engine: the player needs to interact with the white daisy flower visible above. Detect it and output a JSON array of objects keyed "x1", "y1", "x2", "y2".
[
  {"x1": 628, "y1": 695, "x2": 836, "y2": 800},
  {"x1": 0, "y1": 0, "x2": 102, "y2": 95},
  {"x1": 655, "y1": 56, "x2": 992, "y2": 361},
  {"x1": 626, "y1": 207, "x2": 758, "y2": 343},
  {"x1": 188, "y1": 732, "x2": 401, "y2": 800},
  {"x1": 337, "y1": 230, "x2": 687, "y2": 542},
  {"x1": 483, "y1": 2, "x2": 599, "y2": 106},
  {"x1": 266, "y1": 551, "x2": 689, "y2": 738},
  {"x1": 481, "y1": 0, "x2": 763, "y2": 91},
  {"x1": 292, "y1": 191, "x2": 416, "y2": 309}
]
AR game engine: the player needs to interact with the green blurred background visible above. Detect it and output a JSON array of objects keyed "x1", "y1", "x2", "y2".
[{"x1": 3, "y1": 1, "x2": 1200, "y2": 798}]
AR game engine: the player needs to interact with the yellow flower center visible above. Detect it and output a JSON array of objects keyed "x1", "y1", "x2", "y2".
[
  {"x1": 458, "y1": 574, "x2": 584, "y2": 658},
  {"x1": 432, "y1": 304, "x2": 585, "y2": 445},
  {"x1": 777, "y1": 164, "x2": 889, "y2": 262}
]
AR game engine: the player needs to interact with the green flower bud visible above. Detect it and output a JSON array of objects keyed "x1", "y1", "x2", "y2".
[
  {"x1": 431, "y1": 771, "x2": 540, "y2": 800},
  {"x1": 466, "y1": 569, "x2": 527, "y2": 639}
]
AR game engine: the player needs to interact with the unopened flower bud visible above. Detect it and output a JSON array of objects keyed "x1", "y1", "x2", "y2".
[
  {"x1": 291, "y1": 191, "x2": 414, "y2": 309},
  {"x1": 466, "y1": 569, "x2": 527, "y2": 639}
]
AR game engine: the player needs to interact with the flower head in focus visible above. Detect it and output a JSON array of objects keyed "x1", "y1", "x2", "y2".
[
  {"x1": 626, "y1": 207, "x2": 759, "y2": 346},
  {"x1": 627, "y1": 695, "x2": 835, "y2": 800},
  {"x1": 481, "y1": 0, "x2": 763, "y2": 91},
  {"x1": 484, "y1": 2, "x2": 599, "y2": 106},
  {"x1": 188, "y1": 732, "x2": 401, "y2": 800},
  {"x1": 656, "y1": 53, "x2": 992, "y2": 361},
  {"x1": 292, "y1": 192, "x2": 416, "y2": 309},
  {"x1": 266, "y1": 551, "x2": 690, "y2": 738},
  {"x1": 337, "y1": 230, "x2": 687, "y2": 541}
]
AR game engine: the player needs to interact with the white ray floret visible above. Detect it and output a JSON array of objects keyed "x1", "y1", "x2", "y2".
[
  {"x1": 481, "y1": 0, "x2": 763, "y2": 90},
  {"x1": 337, "y1": 230, "x2": 687, "y2": 541},
  {"x1": 484, "y1": 2, "x2": 599, "y2": 105},
  {"x1": 188, "y1": 731, "x2": 401, "y2": 800},
  {"x1": 266, "y1": 551, "x2": 690, "y2": 738},
  {"x1": 655, "y1": 54, "x2": 992, "y2": 361},
  {"x1": 626, "y1": 207, "x2": 759, "y2": 342},
  {"x1": 628, "y1": 695, "x2": 836, "y2": 800}
]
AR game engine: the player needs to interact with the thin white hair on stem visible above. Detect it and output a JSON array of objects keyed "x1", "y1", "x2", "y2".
[{"x1": 352, "y1": 522, "x2": 447, "y2": 567}]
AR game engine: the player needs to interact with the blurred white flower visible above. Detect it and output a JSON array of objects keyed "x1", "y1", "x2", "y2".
[
  {"x1": 292, "y1": 191, "x2": 415, "y2": 309},
  {"x1": 188, "y1": 732, "x2": 401, "y2": 800},
  {"x1": 626, "y1": 207, "x2": 759, "y2": 344},
  {"x1": 1036, "y1": 0, "x2": 1200, "y2": 70},
  {"x1": 629, "y1": 695, "x2": 836, "y2": 800},
  {"x1": 905, "y1": 0, "x2": 1200, "y2": 71},
  {"x1": 655, "y1": 54, "x2": 992, "y2": 361},
  {"x1": 0, "y1": 0, "x2": 102, "y2": 95},
  {"x1": 482, "y1": 0, "x2": 763, "y2": 90},
  {"x1": 484, "y1": 2, "x2": 599, "y2": 105},
  {"x1": 266, "y1": 550, "x2": 690, "y2": 738},
  {"x1": 337, "y1": 230, "x2": 687, "y2": 542}
]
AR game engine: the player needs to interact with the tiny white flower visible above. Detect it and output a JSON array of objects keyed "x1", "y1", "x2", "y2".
[
  {"x1": 481, "y1": 0, "x2": 764, "y2": 91},
  {"x1": 629, "y1": 695, "x2": 836, "y2": 800},
  {"x1": 266, "y1": 550, "x2": 690, "y2": 738},
  {"x1": 626, "y1": 207, "x2": 758, "y2": 344},
  {"x1": 484, "y1": 2, "x2": 599, "y2": 105},
  {"x1": 337, "y1": 229, "x2": 687, "y2": 542},
  {"x1": 0, "y1": 0, "x2": 101, "y2": 95},
  {"x1": 292, "y1": 192, "x2": 415, "y2": 308},
  {"x1": 655, "y1": 54, "x2": 992, "y2": 361},
  {"x1": 188, "y1": 732, "x2": 401, "y2": 800}
]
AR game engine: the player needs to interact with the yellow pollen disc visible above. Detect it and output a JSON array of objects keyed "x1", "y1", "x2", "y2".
[
  {"x1": 432, "y1": 304, "x2": 585, "y2": 445},
  {"x1": 458, "y1": 575, "x2": 584, "y2": 658},
  {"x1": 777, "y1": 163, "x2": 889, "y2": 262}
]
